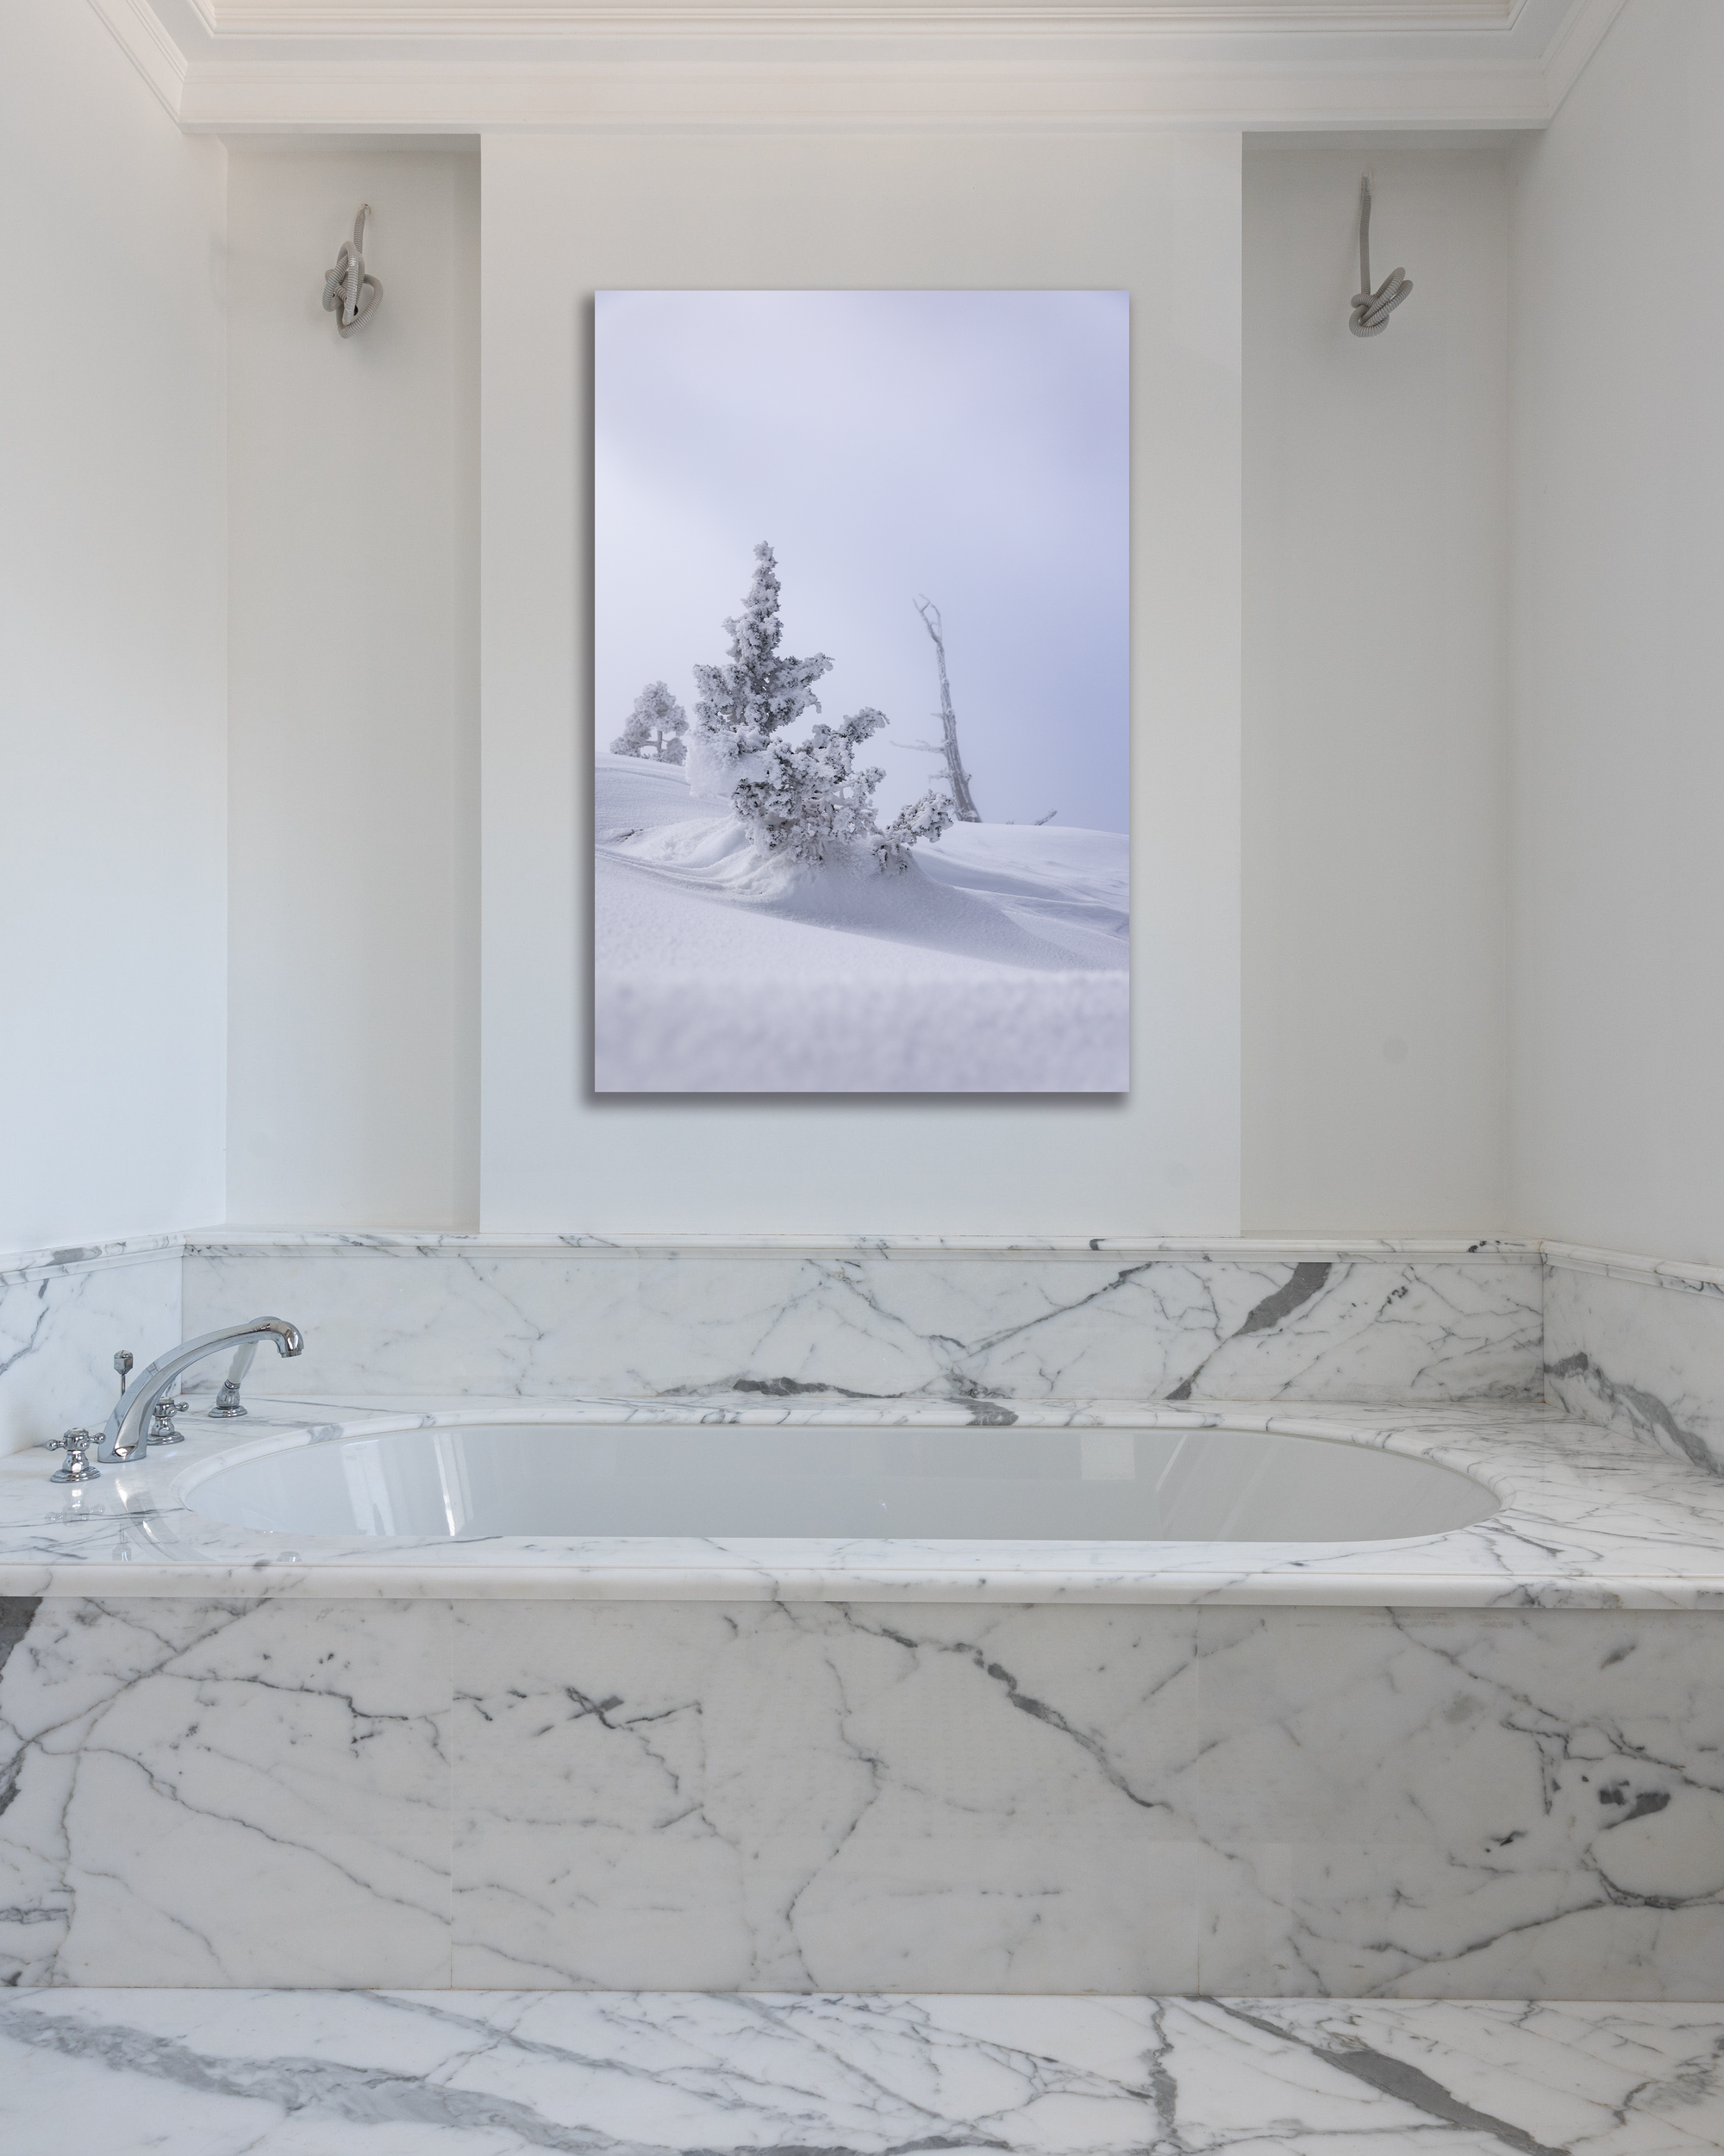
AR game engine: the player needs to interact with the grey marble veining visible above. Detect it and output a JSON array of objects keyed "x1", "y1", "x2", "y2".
[
  {"x1": 0, "y1": 1238, "x2": 180, "y2": 1461},
  {"x1": 1546, "y1": 1250, "x2": 1724, "y2": 1477},
  {"x1": 0, "y1": 1595, "x2": 452, "y2": 1987},
  {"x1": 1193, "y1": 1605, "x2": 1724, "y2": 2001},
  {"x1": 447, "y1": 1599, "x2": 1724, "y2": 1998},
  {"x1": 180, "y1": 1235, "x2": 1545, "y2": 1406},
  {"x1": 0, "y1": 1989, "x2": 1721, "y2": 2153},
  {"x1": 448, "y1": 1597, "x2": 1209, "y2": 1994}
]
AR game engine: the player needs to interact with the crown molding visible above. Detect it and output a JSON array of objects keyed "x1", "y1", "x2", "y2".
[
  {"x1": 90, "y1": 0, "x2": 1625, "y2": 133},
  {"x1": 174, "y1": 58, "x2": 1570, "y2": 134},
  {"x1": 88, "y1": 0, "x2": 189, "y2": 120},
  {"x1": 187, "y1": 2, "x2": 1527, "y2": 29},
  {"x1": 1539, "y1": 0, "x2": 1623, "y2": 110}
]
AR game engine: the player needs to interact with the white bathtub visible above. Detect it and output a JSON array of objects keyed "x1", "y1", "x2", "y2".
[{"x1": 181, "y1": 1417, "x2": 1497, "y2": 1542}]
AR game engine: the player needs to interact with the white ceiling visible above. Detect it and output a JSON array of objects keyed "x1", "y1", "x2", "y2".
[{"x1": 91, "y1": 0, "x2": 1626, "y2": 131}]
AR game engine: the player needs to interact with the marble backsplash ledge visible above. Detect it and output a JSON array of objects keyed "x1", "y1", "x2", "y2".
[
  {"x1": 181, "y1": 1230, "x2": 1543, "y2": 1261},
  {"x1": 1545, "y1": 1245, "x2": 1724, "y2": 1476},
  {"x1": 25, "y1": 1222, "x2": 1724, "y2": 1477},
  {"x1": 178, "y1": 1234, "x2": 1545, "y2": 1406},
  {"x1": 0, "y1": 1238, "x2": 182, "y2": 1459}
]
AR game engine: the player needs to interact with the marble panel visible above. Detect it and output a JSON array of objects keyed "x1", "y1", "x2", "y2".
[
  {"x1": 0, "y1": 1595, "x2": 453, "y2": 1987},
  {"x1": 2, "y1": 1988, "x2": 1722, "y2": 2154},
  {"x1": 1193, "y1": 1607, "x2": 1724, "y2": 2000},
  {"x1": 183, "y1": 1240, "x2": 1544, "y2": 1405},
  {"x1": 1546, "y1": 1257, "x2": 1724, "y2": 1476},
  {"x1": 448, "y1": 1598, "x2": 1724, "y2": 2000},
  {"x1": 6, "y1": 1590, "x2": 1721, "y2": 1997},
  {"x1": 450, "y1": 1599, "x2": 1209, "y2": 1993},
  {"x1": 0, "y1": 1240, "x2": 180, "y2": 1459}
]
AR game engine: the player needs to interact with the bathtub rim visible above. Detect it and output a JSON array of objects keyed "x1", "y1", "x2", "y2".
[{"x1": 0, "y1": 1392, "x2": 1706, "y2": 1609}]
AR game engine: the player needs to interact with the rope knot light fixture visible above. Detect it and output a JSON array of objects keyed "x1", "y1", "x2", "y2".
[
  {"x1": 322, "y1": 203, "x2": 383, "y2": 338},
  {"x1": 1349, "y1": 178, "x2": 1412, "y2": 338}
]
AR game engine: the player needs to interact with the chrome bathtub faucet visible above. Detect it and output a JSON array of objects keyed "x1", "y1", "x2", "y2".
[{"x1": 96, "y1": 1317, "x2": 305, "y2": 1465}]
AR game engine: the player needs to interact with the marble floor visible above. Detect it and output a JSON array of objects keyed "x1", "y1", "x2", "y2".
[{"x1": 0, "y1": 1991, "x2": 1721, "y2": 2155}]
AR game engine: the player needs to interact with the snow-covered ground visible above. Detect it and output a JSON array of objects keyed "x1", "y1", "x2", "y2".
[{"x1": 594, "y1": 753, "x2": 1127, "y2": 1091}]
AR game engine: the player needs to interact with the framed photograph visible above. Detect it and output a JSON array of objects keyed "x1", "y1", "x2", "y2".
[{"x1": 594, "y1": 289, "x2": 1128, "y2": 1092}]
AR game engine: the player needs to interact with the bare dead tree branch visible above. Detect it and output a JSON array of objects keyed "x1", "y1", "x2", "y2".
[{"x1": 911, "y1": 597, "x2": 981, "y2": 822}]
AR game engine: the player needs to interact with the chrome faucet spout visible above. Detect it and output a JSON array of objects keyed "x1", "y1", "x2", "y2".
[{"x1": 98, "y1": 1317, "x2": 303, "y2": 1464}]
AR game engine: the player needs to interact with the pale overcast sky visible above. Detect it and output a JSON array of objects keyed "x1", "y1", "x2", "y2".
[{"x1": 595, "y1": 289, "x2": 1129, "y2": 833}]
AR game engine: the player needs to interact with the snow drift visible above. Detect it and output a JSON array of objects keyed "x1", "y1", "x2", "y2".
[{"x1": 594, "y1": 753, "x2": 1127, "y2": 1092}]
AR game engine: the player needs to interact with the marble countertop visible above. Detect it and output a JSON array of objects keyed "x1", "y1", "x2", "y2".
[
  {"x1": 4, "y1": 1988, "x2": 1718, "y2": 2154},
  {"x1": 4, "y1": 1393, "x2": 1724, "y2": 1608}
]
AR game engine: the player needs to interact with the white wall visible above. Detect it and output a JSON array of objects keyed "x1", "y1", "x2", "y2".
[
  {"x1": 480, "y1": 131, "x2": 1242, "y2": 1236},
  {"x1": 226, "y1": 147, "x2": 480, "y2": 1228},
  {"x1": 1509, "y1": 0, "x2": 1724, "y2": 1268},
  {"x1": 0, "y1": 50, "x2": 1597, "y2": 1253},
  {"x1": 1242, "y1": 138, "x2": 1512, "y2": 1236},
  {"x1": 0, "y1": 0, "x2": 227, "y2": 1252}
]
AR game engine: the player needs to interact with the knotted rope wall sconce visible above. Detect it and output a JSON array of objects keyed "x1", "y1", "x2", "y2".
[
  {"x1": 322, "y1": 203, "x2": 383, "y2": 338},
  {"x1": 1349, "y1": 178, "x2": 1413, "y2": 338}
]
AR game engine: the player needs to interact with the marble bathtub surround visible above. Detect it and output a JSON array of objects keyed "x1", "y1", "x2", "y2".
[
  {"x1": 1546, "y1": 1245, "x2": 1724, "y2": 1477},
  {"x1": 3, "y1": 1990, "x2": 1720, "y2": 2156},
  {"x1": 3, "y1": 1400, "x2": 1724, "y2": 1997},
  {"x1": 179, "y1": 1231, "x2": 1546, "y2": 1407},
  {"x1": 3, "y1": 1580, "x2": 1723, "y2": 1995}
]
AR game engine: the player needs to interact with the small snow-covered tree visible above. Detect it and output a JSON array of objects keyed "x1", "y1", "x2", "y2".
[
  {"x1": 733, "y1": 706, "x2": 954, "y2": 871},
  {"x1": 873, "y1": 784, "x2": 958, "y2": 872},
  {"x1": 732, "y1": 708, "x2": 886, "y2": 863},
  {"x1": 688, "y1": 543, "x2": 833, "y2": 791},
  {"x1": 611, "y1": 680, "x2": 688, "y2": 764}
]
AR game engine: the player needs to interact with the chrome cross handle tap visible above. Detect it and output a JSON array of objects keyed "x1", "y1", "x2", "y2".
[
  {"x1": 46, "y1": 1429, "x2": 100, "y2": 1484},
  {"x1": 97, "y1": 1317, "x2": 303, "y2": 1464},
  {"x1": 149, "y1": 1394, "x2": 191, "y2": 1446}
]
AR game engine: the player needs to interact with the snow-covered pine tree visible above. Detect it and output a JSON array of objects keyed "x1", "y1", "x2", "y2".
[
  {"x1": 686, "y1": 542, "x2": 833, "y2": 797},
  {"x1": 873, "y1": 784, "x2": 958, "y2": 872},
  {"x1": 732, "y1": 706, "x2": 955, "y2": 871},
  {"x1": 611, "y1": 680, "x2": 689, "y2": 764}
]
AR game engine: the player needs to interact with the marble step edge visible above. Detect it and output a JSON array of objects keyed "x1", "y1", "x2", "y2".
[
  {"x1": 5, "y1": 1228, "x2": 1549, "y2": 1284},
  {"x1": 1542, "y1": 1240, "x2": 1724, "y2": 1297},
  {"x1": 16, "y1": 1228, "x2": 1722, "y2": 1290},
  {"x1": 0, "y1": 1231, "x2": 185, "y2": 1286}
]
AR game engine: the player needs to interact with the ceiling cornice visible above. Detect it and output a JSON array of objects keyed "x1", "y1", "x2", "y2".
[
  {"x1": 183, "y1": 2, "x2": 1531, "y2": 28},
  {"x1": 89, "y1": 0, "x2": 1627, "y2": 133}
]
